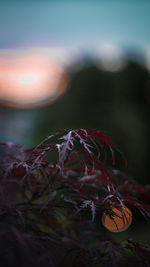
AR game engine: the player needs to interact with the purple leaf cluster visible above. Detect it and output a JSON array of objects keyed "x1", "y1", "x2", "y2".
[{"x1": 0, "y1": 129, "x2": 150, "y2": 266}]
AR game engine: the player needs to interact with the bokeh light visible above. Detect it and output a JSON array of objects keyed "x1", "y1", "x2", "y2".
[
  {"x1": 96, "y1": 44, "x2": 126, "y2": 72},
  {"x1": 0, "y1": 48, "x2": 67, "y2": 108},
  {"x1": 145, "y1": 47, "x2": 150, "y2": 72}
]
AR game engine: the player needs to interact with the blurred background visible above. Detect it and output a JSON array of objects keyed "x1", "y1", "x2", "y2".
[{"x1": 0, "y1": 0, "x2": 150, "y2": 189}]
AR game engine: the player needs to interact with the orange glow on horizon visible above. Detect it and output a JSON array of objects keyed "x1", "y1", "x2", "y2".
[
  {"x1": 102, "y1": 205, "x2": 132, "y2": 232},
  {"x1": 0, "y1": 49, "x2": 67, "y2": 108}
]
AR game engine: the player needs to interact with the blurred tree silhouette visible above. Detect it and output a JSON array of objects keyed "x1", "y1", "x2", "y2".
[{"x1": 34, "y1": 60, "x2": 150, "y2": 184}]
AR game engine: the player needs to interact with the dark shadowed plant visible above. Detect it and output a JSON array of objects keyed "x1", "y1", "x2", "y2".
[{"x1": 0, "y1": 129, "x2": 150, "y2": 267}]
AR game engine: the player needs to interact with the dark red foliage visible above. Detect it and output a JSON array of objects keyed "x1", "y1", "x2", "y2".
[{"x1": 0, "y1": 129, "x2": 150, "y2": 267}]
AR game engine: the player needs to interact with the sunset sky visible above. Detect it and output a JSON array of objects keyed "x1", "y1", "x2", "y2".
[{"x1": 0, "y1": 0, "x2": 150, "y2": 106}]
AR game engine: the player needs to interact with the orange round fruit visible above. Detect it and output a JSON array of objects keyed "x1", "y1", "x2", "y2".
[{"x1": 102, "y1": 205, "x2": 132, "y2": 232}]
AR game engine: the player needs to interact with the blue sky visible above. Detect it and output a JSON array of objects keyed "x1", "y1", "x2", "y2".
[{"x1": 0, "y1": 1, "x2": 150, "y2": 51}]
